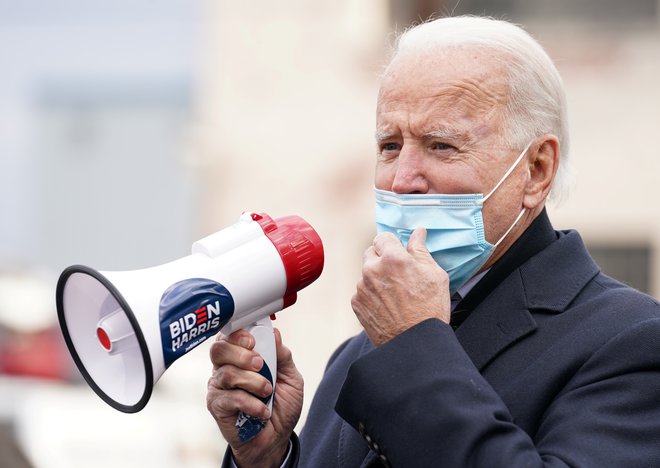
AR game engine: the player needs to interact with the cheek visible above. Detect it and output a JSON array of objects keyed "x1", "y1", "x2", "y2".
[
  {"x1": 374, "y1": 161, "x2": 395, "y2": 190},
  {"x1": 425, "y1": 163, "x2": 485, "y2": 195}
]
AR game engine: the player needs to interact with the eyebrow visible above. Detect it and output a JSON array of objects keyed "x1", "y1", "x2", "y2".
[
  {"x1": 374, "y1": 130, "x2": 394, "y2": 142},
  {"x1": 423, "y1": 126, "x2": 473, "y2": 145},
  {"x1": 424, "y1": 129, "x2": 463, "y2": 140},
  {"x1": 374, "y1": 128, "x2": 469, "y2": 143}
]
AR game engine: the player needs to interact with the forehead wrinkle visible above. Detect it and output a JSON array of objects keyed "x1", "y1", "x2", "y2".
[
  {"x1": 378, "y1": 84, "x2": 506, "y2": 126},
  {"x1": 445, "y1": 77, "x2": 508, "y2": 112},
  {"x1": 376, "y1": 73, "x2": 509, "y2": 146}
]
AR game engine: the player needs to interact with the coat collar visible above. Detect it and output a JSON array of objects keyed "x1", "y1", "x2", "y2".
[{"x1": 453, "y1": 210, "x2": 600, "y2": 370}]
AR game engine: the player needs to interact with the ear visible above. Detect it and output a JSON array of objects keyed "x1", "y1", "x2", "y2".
[{"x1": 523, "y1": 135, "x2": 560, "y2": 210}]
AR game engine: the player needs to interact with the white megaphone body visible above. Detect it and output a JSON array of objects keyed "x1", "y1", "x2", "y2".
[{"x1": 56, "y1": 212, "x2": 324, "y2": 442}]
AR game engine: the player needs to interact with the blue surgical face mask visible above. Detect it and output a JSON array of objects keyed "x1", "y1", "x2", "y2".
[{"x1": 374, "y1": 141, "x2": 532, "y2": 294}]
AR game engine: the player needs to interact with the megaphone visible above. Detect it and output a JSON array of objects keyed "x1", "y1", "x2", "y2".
[{"x1": 56, "y1": 212, "x2": 323, "y2": 442}]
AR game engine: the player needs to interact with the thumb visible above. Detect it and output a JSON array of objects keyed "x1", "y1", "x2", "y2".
[
  {"x1": 274, "y1": 327, "x2": 284, "y2": 360},
  {"x1": 273, "y1": 327, "x2": 293, "y2": 368},
  {"x1": 407, "y1": 227, "x2": 431, "y2": 258}
]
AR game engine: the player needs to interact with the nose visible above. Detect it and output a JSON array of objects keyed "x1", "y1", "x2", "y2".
[{"x1": 390, "y1": 150, "x2": 429, "y2": 194}]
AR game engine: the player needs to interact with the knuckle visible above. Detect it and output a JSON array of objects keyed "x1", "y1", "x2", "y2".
[
  {"x1": 361, "y1": 265, "x2": 383, "y2": 289},
  {"x1": 215, "y1": 365, "x2": 236, "y2": 388},
  {"x1": 208, "y1": 392, "x2": 235, "y2": 416},
  {"x1": 351, "y1": 293, "x2": 359, "y2": 310},
  {"x1": 209, "y1": 339, "x2": 230, "y2": 365},
  {"x1": 206, "y1": 387, "x2": 231, "y2": 415},
  {"x1": 375, "y1": 232, "x2": 397, "y2": 244},
  {"x1": 209, "y1": 339, "x2": 255, "y2": 369},
  {"x1": 206, "y1": 392, "x2": 219, "y2": 413},
  {"x1": 354, "y1": 279, "x2": 367, "y2": 297},
  {"x1": 382, "y1": 249, "x2": 404, "y2": 266},
  {"x1": 237, "y1": 347, "x2": 257, "y2": 368},
  {"x1": 361, "y1": 272, "x2": 375, "y2": 289},
  {"x1": 226, "y1": 329, "x2": 252, "y2": 347},
  {"x1": 207, "y1": 374, "x2": 217, "y2": 390},
  {"x1": 205, "y1": 397, "x2": 213, "y2": 414}
]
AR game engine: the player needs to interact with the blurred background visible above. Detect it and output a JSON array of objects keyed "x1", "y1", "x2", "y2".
[{"x1": 0, "y1": 0, "x2": 658, "y2": 466}]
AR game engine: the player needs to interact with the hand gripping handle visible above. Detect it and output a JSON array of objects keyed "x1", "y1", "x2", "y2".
[{"x1": 235, "y1": 316, "x2": 276, "y2": 442}]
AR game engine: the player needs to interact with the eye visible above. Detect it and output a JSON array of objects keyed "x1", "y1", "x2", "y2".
[
  {"x1": 378, "y1": 141, "x2": 401, "y2": 159},
  {"x1": 429, "y1": 141, "x2": 455, "y2": 152}
]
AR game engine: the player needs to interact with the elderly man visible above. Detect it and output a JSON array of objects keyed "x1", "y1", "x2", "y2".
[{"x1": 207, "y1": 16, "x2": 660, "y2": 467}]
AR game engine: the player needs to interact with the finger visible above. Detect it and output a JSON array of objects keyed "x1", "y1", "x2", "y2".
[
  {"x1": 363, "y1": 245, "x2": 376, "y2": 262},
  {"x1": 210, "y1": 338, "x2": 264, "y2": 372},
  {"x1": 223, "y1": 329, "x2": 256, "y2": 350},
  {"x1": 372, "y1": 232, "x2": 404, "y2": 256},
  {"x1": 207, "y1": 387, "x2": 271, "y2": 421},
  {"x1": 273, "y1": 327, "x2": 294, "y2": 368},
  {"x1": 274, "y1": 326, "x2": 282, "y2": 351},
  {"x1": 209, "y1": 365, "x2": 273, "y2": 399},
  {"x1": 407, "y1": 227, "x2": 430, "y2": 258}
]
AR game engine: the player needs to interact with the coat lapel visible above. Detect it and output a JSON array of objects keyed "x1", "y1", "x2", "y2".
[
  {"x1": 454, "y1": 227, "x2": 601, "y2": 371},
  {"x1": 455, "y1": 270, "x2": 536, "y2": 370}
]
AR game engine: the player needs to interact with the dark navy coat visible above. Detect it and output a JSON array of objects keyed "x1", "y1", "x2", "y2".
[{"x1": 224, "y1": 211, "x2": 660, "y2": 467}]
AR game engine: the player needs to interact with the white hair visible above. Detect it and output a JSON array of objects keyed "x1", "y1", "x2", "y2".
[{"x1": 387, "y1": 16, "x2": 572, "y2": 204}]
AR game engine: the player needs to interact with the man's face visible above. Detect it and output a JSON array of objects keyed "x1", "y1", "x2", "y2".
[{"x1": 374, "y1": 46, "x2": 529, "y2": 249}]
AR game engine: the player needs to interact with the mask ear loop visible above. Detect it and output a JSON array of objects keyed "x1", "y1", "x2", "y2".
[
  {"x1": 494, "y1": 207, "x2": 526, "y2": 247},
  {"x1": 480, "y1": 140, "x2": 534, "y2": 247},
  {"x1": 480, "y1": 140, "x2": 534, "y2": 204}
]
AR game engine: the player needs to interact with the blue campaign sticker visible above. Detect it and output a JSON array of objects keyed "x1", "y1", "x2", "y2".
[{"x1": 159, "y1": 278, "x2": 235, "y2": 368}]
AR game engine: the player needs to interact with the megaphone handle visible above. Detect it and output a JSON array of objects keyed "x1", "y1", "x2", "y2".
[{"x1": 235, "y1": 316, "x2": 276, "y2": 442}]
